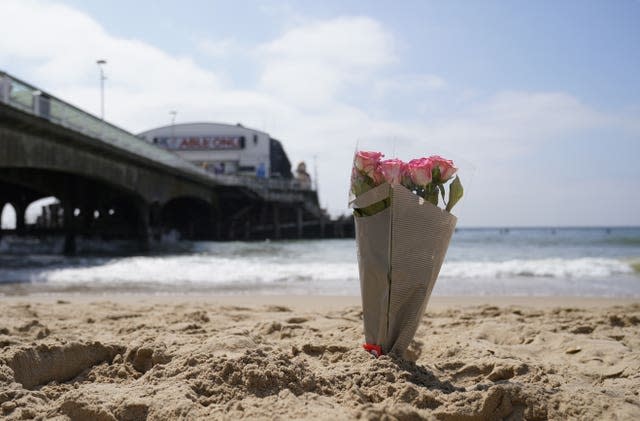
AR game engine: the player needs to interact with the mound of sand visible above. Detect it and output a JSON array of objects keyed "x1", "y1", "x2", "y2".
[{"x1": 0, "y1": 297, "x2": 639, "y2": 420}]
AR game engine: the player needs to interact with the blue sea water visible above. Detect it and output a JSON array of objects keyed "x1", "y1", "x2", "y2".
[{"x1": 0, "y1": 227, "x2": 639, "y2": 297}]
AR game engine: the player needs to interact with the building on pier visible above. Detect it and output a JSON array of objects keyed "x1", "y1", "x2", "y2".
[{"x1": 138, "y1": 123, "x2": 294, "y2": 181}]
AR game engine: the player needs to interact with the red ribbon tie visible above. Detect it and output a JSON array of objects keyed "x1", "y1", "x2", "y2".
[{"x1": 363, "y1": 343, "x2": 383, "y2": 357}]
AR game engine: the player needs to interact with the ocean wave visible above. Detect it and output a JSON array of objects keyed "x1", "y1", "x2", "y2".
[
  {"x1": 441, "y1": 258, "x2": 634, "y2": 279},
  {"x1": 2, "y1": 255, "x2": 634, "y2": 288},
  {"x1": 27, "y1": 256, "x2": 356, "y2": 286}
]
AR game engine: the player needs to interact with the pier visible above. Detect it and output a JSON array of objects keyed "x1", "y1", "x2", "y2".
[{"x1": 0, "y1": 71, "x2": 354, "y2": 253}]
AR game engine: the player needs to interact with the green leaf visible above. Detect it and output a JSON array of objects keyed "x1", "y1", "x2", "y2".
[
  {"x1": 438, "y1": 184, "x2": 446, "y2": 202},
  {"x1": 420, "y1": 184, "x2": 439, "y2": 206},
  {"x1": 446, "y1": 176, "x2": 464, "y2": 213},
  {"x1": 356, "y1": 198, "x2": 389, "y2": 217},
  {"x1": 352, "y1": 177, "x2": 374, "y2": 197},
  {"x1": 427, "y1": 191, "x2": 439, "y2": 206}
]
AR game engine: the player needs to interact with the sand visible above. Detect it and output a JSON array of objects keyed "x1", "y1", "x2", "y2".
[{"x1": 0, "y1": 295, "x2": 639, "y2": 420}]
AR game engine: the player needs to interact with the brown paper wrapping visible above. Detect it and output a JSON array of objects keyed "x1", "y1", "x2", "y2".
[{"x1": 353, "y1": 183, "x2": 457, "y2": 358}]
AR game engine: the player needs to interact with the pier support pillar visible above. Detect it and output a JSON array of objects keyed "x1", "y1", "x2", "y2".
[
  {"x1": 80, "y1": 204, "x2": 92, "y2": 233},
  {"x1": 228, "y1": 220, "x2": 236, "y2": 240},
  {"x1": 136, "y1": 201, "x2": 151, "y2": 252},
  {"x1": 296, "y1": 206, "x2": 303, "y2": 239},
  {"x1": 335, "y1": 220, "x2": 344, "y2": 238},
  {"x1": 256, "y1": 204, "x2": 267, "y2": 239},
  {"x1": 319, "y1": 216, "x2": 326, "y2": 239},
  {"x1": 13, "y1": 200, "x2": 26, "y2": 235},
  {"x1": 273, "y1": 204, "x2": 281, "y2": 240},
  {"x1": 63, "y1": 200, "x2": 76, "y2": 255},
  {"x1": 149, "y1": 201, "x2": 162, "y2": 242},
  {"x1": 0, "y1": 201, "x2": 5, "y2": 240},
  {"x1": 215, "y1": 219, "x2": 222, "y2": 240},
  {"x1": 259, "y1": 204, "x2": 268, "y2": 226},
  {"x1": 244, "y1": 219, "x2": 251, "y2": 240}
]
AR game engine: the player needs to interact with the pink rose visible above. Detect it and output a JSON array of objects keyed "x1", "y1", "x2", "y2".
[
  {"x1": 430, "y1": 155, "x2": 457, "y2": 181},
  {"x1": 370, "y1": 162, "x2": 386, "y2": 185},
  {"x1": 379, "y1": 158, "x2": 406, "y2": 185},
  {"x1": 407, "y1": 157, "x2": 433, "y2": 187},
  {"x1": 354, "y1": 151, "x2": 383, "y2": 177}
]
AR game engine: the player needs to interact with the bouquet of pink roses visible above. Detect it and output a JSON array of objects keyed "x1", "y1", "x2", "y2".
[
  {"x1": 350, "y1": 151, "x2": 463, "y2": 216},
  {"x1": 349, "y1": 151, "x2": 463, "y2": 358}
]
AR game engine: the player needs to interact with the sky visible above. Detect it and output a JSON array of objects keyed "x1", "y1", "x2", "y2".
[{"x1": 1, "y1": 0, "x2": 639, "y2": 227}]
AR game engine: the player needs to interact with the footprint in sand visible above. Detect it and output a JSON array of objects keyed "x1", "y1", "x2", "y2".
[
  {"x1": 570, "y1": 325, "x2": 595, "y2": 334},
  {"x1": 286, "y1": 317, "x2": 309, "y2": 324},
  {"x1": 452, "y1": 362, "x2": 494, "y2": 381},
  {"x1": 295, "y1": 343, "x2": 350, "y2": 357},
  {"x1": 7, "y1": 342, "x2": 125, "y2": 389},
  {"x1": 126, "y1": 345, "x2": 172, "y2": 373},
  {"x1": 264, "y1": 305, "x2": 291, "y2": 313}
]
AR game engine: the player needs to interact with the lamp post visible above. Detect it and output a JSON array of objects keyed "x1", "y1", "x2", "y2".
[
  {"x1": 169, "y1": 110, "x2": 177, "y2": 141},
  {"x1": 96, "y1": 59, "x2": 107, "y2": 120}
]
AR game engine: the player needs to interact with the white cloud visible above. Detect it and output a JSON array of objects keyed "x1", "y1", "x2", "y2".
[
  {"x1": 0, "y1": 1, "x2": 101, "y2": 59},
  {"x1": 415, "y1": 91, "x2": 611, "y2": 162},
  {"x1": 260, "y1": 16, "x2": 395, "y2": 67},
  {"x1": 0, "y1": 0, "x2": 221, "y2": 119},
  {"x1": 257, "y1": 16, "x2": 395, "y2": 107},
  {"x1": 373, "y1": 73, "x2": 446, "y2": 98}
]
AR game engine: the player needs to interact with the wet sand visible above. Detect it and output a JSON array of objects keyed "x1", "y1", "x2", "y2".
[{"x1": 1, "y1": 295, "x2": 639, "y2": 420}]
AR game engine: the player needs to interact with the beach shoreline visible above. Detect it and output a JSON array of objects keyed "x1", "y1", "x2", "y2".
[
  {"x1": 1, "y1": 294, "x2": 639, "y2": 419},
  {"x1": 1, "y1": 293, "x2": 638, "y2": 310}
]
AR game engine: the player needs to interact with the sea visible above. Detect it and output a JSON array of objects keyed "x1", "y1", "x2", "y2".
[{"x1": 0, "y1": 227, "x2": 639, "y2": 297}]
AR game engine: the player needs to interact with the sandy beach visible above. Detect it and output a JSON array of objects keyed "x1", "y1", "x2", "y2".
[{"x1": 0, "y1": 295, "x2": 639, "y2": 420}]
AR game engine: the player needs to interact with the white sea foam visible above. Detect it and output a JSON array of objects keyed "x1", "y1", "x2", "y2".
[
  {"x1": 440, "y1": 258, "x2": 633, "y2": 279},
  {"x1": 21, "y1": 256, "x2": 634, "y2": 288},
  {"x1": 37, "y1": 256, "x2": 356, "y2": 287}
]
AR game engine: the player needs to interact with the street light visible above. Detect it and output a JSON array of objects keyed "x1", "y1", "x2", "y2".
[
  {"x1": 96, "y1": 59, "x2": 107, "y2": 120},
  {"x1": 170, "y1": 110, "x2": 177, "y2": 140}
]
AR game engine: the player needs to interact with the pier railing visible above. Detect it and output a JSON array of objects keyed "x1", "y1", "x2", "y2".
[
  {"x1": 209, "y1": 173, "x2": 310, "y2": 191},
  {"x1": 0, "y1": 71, "x2": 206, "y2": 177}
]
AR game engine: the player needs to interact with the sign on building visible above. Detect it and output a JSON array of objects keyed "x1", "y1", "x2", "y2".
[{"x1": 153, "y1": 136, "x2": 245, "y2": 150}]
